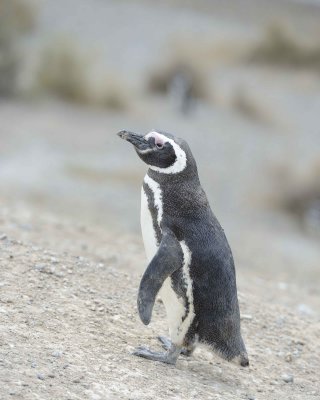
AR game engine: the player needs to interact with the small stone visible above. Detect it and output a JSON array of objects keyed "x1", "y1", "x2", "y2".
[
  {"x1": 34, "y1": 264, "x2": 45, "y2": 272},
  {"x1": 51, "y1": 350, "x2": 63, "y2": 358},
  {"x1": 282, "y1": 373, "x2": 294, "y2": 383},
  {"x1": 37, "y1": 373, "x2": 45, "y2": 380},
  {"x1": 0, "y1": 234, "x2": 7, "y2": 240},
  {"x1": 247, "y1": 396, "x2": 255, "y2": 400},
  {"x1": 31, "y1": 362, "x2": 37, "y2": 368},
  {"x1": 241, "y1": 314, "x2": 253, "y2": 321},
  {"x1": 297, "y1": 304, "x2": 314, "y2": 316},
  {"x1": 278, "y1": 282, "x2": 288, "y2": 290},
  {"x1": 285, "y1": 353, "x2": 292, "y2": 362}
]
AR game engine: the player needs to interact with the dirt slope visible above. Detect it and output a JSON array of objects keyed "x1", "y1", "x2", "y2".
[{"x1": 0, "y1": 206, "x2": 319, "y2": 400}]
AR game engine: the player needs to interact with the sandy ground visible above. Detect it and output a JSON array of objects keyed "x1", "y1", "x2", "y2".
[{"x1": 1, "y1": 203, "x2": 319, "y2": 400}]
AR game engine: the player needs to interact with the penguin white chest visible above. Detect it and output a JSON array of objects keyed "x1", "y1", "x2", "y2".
[
  {"x1": 140, "y1": 174, "x2": 195, "y2": 346},
  {"x1": 140, "y1": 187, "x2": 158, "y2": 260}
]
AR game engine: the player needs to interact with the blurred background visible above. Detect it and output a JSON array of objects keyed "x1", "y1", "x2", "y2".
[{"x1": 0, "y1": 0, "x2": 319, "y2": 313}]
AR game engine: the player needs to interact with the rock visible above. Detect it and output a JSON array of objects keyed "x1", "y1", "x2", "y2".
[
  {"x1": 241, "y1": 314, "x2": 253, "y2": 321},
  {"x1": 51, "y1": 350, "x2": 63, "y2": 358},
  {"x1": 285, "y1": 353, "x2": 293, "y2": 362},
  {"x1": 34, "y1": 264, "x2": 46, "y2": 272},
  {"x1": 297, "y1": 304, "x2": 314, "y2": 316},
  {"x1": 37, "y1": 373, "x2": 45, "y2": 380},
  {"x1": 0, "y1": 234, "x2": 7, "y2": 240},
  {"x1": 282, "y1": 373, "x2": 294, "y2": 383},
  {"x1": 277, "y1": 282, "x2": 288, "y2": 290}
]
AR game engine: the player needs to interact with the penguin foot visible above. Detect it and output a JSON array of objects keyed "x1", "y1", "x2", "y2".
[
  {"x1": 158, "y1": 336, "x2": 195, "y2": 357},
  {"x1": 132, "y1": 344, "x2": 181, "y2": 365}
]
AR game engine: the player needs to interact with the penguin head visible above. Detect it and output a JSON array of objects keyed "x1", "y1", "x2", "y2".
[{"x1": 117, "y1": 130, "x2": 193, "y2": 175}]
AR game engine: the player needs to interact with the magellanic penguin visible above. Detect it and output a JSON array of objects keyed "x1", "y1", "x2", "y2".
[{"x1": 117, "y1": 129, "x2": 249, "y2": 367}]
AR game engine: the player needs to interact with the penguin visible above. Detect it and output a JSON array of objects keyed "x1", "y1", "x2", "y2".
[{"x1": 117, "y1": 129, "x2": 249, "y2": 367}]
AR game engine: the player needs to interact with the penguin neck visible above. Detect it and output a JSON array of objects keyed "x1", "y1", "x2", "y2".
[{"x1": 146, "y1": 163, "x2": 200, "y2": 187}]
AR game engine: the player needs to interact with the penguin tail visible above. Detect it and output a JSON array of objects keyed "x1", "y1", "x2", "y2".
[{"x1": 239, "y1": 351, "x2": 249, "y2": 367}]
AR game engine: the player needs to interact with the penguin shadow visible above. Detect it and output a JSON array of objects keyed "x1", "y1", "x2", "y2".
[
  {"x1": 133, "y1": 332, "x2": 245, "y2": 392},
  {"x1": 176, "y1": 345, "x2": 247, "y2": 391},
  {"x1": 136, "y1": 302, "x2": 247, "y2": 391}
]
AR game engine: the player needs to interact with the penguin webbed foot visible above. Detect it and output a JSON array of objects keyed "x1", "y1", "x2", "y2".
[
  {"x1": 158, "y1": 336, "x2": 195, "y2": 357},
  {"x1": 132, "y1": 344, "x2": 181, "y2": 365}
]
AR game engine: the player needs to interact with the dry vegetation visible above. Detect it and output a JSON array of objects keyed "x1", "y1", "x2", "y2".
[
  {"x1": 248, "y1": 23, "x2": 320, "y2": 71},
  {"x1": 147, "y1": 36, "x2": 242, "y2": 103},
  {"x1": 35, "y1": 37, "x2": 128, "y2": 110},
  {"x1": 0, "y1": 0, "x2": 36, "y2": 96},
  {"x1": 268, "y1": 161, "x2": 320, "y2": 236},
  {"x1": 231, "y1": 86, "x2": 274, "y2": 124}
]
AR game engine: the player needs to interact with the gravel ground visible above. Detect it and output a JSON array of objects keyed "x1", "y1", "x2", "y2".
[{"x1": 0, "y1": 204, "x2": 319, "y2": 400}]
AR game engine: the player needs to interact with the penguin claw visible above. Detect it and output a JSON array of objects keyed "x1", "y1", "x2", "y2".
[
  {"x1": 157, "y1": 336, "x2": 195, "y2": 357},
  {"x1": 133, "y1": 345, "x2": 150, "y2": 353}
]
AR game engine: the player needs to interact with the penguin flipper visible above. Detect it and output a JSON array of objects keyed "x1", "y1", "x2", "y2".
[{"x1": 138, "y1": 228, "x2": 183, "y2": 325}]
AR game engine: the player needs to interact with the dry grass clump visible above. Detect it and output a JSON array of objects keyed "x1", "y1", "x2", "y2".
[
  {"x1": 35, "y1": 37, "x2": 128, "y2": 110},
  {"x1": 270, "y1": 161, "x2": 320, "y2": 236},
  {"x1": 248, "y1": 23, "x2": 320, "y2": 70},
  {"x1": 231, "y1": 86, "x2": 272, "y2": 124},
  {"x1": 149, "y1": 62, "x2": 207, "y2": 100},
  {"x1": 147, "y1": 36, "x2": 237, "y2": 102},
  {"x1": 0, "y1": 0, "x2": 37, "y2": 96},
  {"x1": 282, "y1": 187, "x2": 320, "y2": 236},
  {"x1": 36, "y1": 38, "x2": 92, "y2": 104},
  {"x1": 147, "y1": 36, "x2": 249, "y2": 113}
]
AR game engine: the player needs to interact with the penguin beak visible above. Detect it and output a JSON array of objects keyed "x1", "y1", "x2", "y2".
[{"x1": 117, "y1": 130, "x2": 150, "y2": 151}]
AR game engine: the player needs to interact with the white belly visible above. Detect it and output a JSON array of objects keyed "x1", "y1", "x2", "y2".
[{"x1": 140, "y1": 181, "x2": 195, "y2": 346}]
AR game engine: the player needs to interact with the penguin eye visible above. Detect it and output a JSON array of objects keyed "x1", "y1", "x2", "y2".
[{"x1": 156, "y1": 143, "x2": 164, "y2": 150}]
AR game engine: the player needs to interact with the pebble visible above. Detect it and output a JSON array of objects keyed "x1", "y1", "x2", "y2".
[
  {"x1": 34, "y1": 264, "x2": 46, "y2": 272},
  {"x1": 285, "y1": 353, "x2": 293, "y2": 362},
  {"x1": 282, "y1": 373, "x2": 294, "y2": 383},
  {"x1": 51, "y1": 350, "x2": 63, "y2": 358},
  {"x1": 0, "y1": 234, "x2": 7, "y2": 240},
  {"x1": 297, "y1": 304, "x2": 314, "y2": 316},
  {"x1": 241, "y1": 314, "x2": 253, "y2": 321},
  {"x1": 37, "y1": 373, "x2": 45, "y2": 380}
]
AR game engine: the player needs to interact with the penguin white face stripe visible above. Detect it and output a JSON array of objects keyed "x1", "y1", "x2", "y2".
[
  {"x1": 143, "y1": 174, "x2": 163, "y2": 229},
  {"x1": 144, "y1": 131, "x2": 187, "y2": 174}
]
